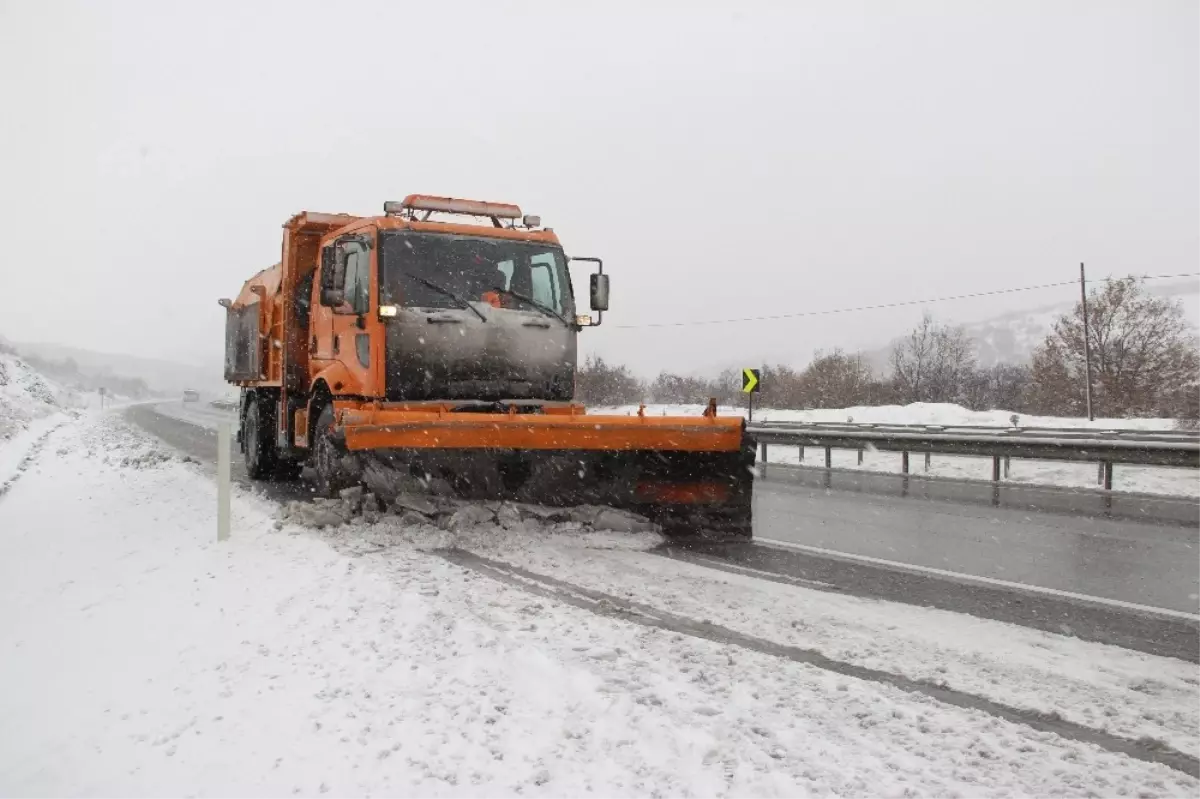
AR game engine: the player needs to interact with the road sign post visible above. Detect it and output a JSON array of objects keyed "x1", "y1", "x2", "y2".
[{"x1": 741, "y1": 368, "x2": 761, "y2": 422}]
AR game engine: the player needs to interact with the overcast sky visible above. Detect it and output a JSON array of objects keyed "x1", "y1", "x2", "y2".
[{"x1": 1, "y1": 0, "x2": 1196, "y2": 377}]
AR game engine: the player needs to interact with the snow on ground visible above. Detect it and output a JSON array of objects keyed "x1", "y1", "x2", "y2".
[
  {"x1": 0, "y1": 352, "x2": 74, "y2": 487},
  {"x1": 0, "y1": 414, "x2": 65, "y2": 492},
  {"x1": 2, "y1": 414, "x2": 1197, "y2": 796},
  {"x1": 596, "y1": 402, "x2": 1200, "y2": 498},
  {"x1": 461, "y1": 540, "x2": 1200, "y2": 754},
  {"x1": 0, "y1": 351, "x2": 67, "y2": 440}
]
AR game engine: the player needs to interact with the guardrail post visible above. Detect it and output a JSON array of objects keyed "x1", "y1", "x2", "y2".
[
  {"x1": 824, "y1": 446, "x2": 832, "y2": 469},
  {"x1": 1003, "y1": 456, "x2": 1010, "y2": 479},
  {"x1": 1096, "y1": 462, "x2": 1104, "y2": 485},
  {"x1": 901, "y1": 451, "x2": 909, "y2": 474},
  {"x1": 1102, "y1": 461, "x2": 1113, "y2": 515},
  {"x1": 760, "y1": 441, "x2": 768, "y2": 469},
  {"x1": 857, "y1": 449, "x2": 863, "y2": 465},
  {"x1": 991, "y1": 455, "x2": 1002, "y2": 506},
  {"x1": 924, "y1": 451, "x2": 931, "y2": 472},
  {"x1": 217, "y1": 422, "x2": 231, "y2": 542},
  {"x1": 799, "y1": 445, "x2": 805, "y2": 462}
]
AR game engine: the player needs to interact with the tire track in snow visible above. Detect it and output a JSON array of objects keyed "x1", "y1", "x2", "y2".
[
  {"x1": 436, "y1": 548, "x2": 1200, "y2": 779},
  {"x1": 0, "y1": 423, "x2": 65, "y2": 501}
]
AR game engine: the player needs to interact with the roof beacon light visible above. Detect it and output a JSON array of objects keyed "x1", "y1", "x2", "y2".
[{"x1": 385, "y1": 195, "x2": 523, "y2": 220}]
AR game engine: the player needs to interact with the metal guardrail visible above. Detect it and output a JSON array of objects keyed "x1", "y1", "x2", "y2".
[{"x1": 747, "y1": 422, "x2": 1200, "y2": 491}]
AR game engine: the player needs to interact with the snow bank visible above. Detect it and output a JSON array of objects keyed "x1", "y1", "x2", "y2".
[
  {"x1": 1, "y1": 415, "x2": 1196, "y2": 796},
  {"x1": 595, "y1": 401, "x2": 1181, "y2": 431},
  {"x1": 0, "y1": 351, "x2": 66, "y2": 440},
  {"x1": 0, "y1": 352, "x2": 76, "y2": 487}
]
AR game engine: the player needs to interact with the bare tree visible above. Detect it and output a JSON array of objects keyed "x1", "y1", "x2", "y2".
[
  {"x1": 575, "y1": 355, "x2": 645, "y2": 406},
  {"x1": 1028, "y1": 277, "x2": 1199, "y2": 418},
  {"x1": 962, "y1": 363, "x2": 1032, "y2": 412},
  {"x1": 891, "y1": 313, "x2": 937, "y2": 403},
  {"x1": 799, "y1": 349, "x2": 874, "y2": 408},
  {"x1": 757, "y1": 363, "x2": 804, "y2": 409},
  {"x1": 1026, "y1": 339, "x2": 1076, "y2": 415},
  {"x1": 649, "y1": 371, "x2": 714, "y2": 404},
  {"x1": 891, "y1": 313, "x2": 977, "y2": 404},
  {"x1": 711, "y1": 367, "x2": 741, "y2": 406}
]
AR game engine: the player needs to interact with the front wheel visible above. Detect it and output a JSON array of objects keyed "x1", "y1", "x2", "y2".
[
  {"x1": 310, "y1": 403, "x2": 353, "y2": 497},
  {"x1": 243, "y1": 398, "x2": 277, "y2": 479}
]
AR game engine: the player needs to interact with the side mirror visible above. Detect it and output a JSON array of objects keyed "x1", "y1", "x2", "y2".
[
  {"x1": 319, "y1": 243, "x2": 349, "y2": 306},
  {"x1": 590, "y1": 273, "x2": 610, "y2": 312}
]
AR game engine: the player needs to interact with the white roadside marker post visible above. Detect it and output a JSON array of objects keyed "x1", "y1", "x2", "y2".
[{"x1": 217, "y1": 422, "x2": 231, "y2": 542}]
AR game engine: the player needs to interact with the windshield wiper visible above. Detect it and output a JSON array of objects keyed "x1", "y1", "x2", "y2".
[
  {"x1": 408, "y1": 275, "x2": 487, "y2": 322},
  {"x1": 492, "y1": 287, "x2": 571, "y2": 327}
]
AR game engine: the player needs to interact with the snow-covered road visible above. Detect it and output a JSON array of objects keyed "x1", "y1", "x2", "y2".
[{"x1": 1, "y1": 412, "x2": 1197, "y2": 796}]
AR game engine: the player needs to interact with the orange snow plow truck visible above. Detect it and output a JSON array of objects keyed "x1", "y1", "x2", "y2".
[{"x1": 221, "y1": 196, "x2": 754, "y2": 539}]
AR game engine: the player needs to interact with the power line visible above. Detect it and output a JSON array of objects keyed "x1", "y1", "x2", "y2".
[{"x1": 611, "y1": 272, "x2": 1200, "y2": 330}]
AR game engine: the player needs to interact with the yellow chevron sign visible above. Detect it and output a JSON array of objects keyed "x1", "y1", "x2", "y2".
[{"x1": 741, "y1": 368, "x2": 761, "y2": 393}]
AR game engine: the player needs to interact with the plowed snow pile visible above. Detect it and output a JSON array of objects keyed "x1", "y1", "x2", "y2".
[{"x1": 1, "y1": 413, "x2": 1196, "y2": 797}]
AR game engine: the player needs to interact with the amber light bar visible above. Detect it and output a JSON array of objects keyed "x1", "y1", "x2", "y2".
[{"x1": 385, "y1": 195, "x2": 523, "y2": 219}]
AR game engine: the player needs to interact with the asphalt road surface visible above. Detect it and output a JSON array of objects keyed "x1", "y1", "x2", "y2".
[
  {"x1": 754, "y1": 469, "x2": 1200, "y2": 615},
  {"x1": 127, "y1": 401, "x2": 1199, "y2": 660}
]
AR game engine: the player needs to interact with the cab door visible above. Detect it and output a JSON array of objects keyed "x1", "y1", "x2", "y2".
[{"x1": 313, "y1": 231, "x2": 378, "y2": 396}]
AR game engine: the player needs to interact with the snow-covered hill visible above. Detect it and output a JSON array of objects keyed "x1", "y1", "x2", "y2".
[
  {"x1": 0, "y1": 350, "x2": 67, "y2": 441},
  {"x1": 8, "y1": 339, "x2": 224, "y2": 396},
  {"x1": 863, "y1": 279, "x2": 1199, "y2": 371}
]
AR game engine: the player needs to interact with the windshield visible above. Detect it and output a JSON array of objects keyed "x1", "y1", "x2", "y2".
[{"x1": 380, "y1": 232, "x2": 573, "y2": 317}]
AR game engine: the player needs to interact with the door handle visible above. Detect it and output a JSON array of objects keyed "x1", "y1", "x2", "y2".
[
  {"x1": 333, "y1": 335, "x2": 340, "y2": 354},
  {"x1": 522, "y1": 319, "x2": 552, "y2": 328},
  {"x1": 310, "y1": 336, "x2": 318, "y2": 353}
]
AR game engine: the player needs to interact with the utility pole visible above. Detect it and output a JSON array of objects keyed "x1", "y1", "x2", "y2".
[{"x1": 1079, "y1": 262, "x2": 1095, "y2": 421}]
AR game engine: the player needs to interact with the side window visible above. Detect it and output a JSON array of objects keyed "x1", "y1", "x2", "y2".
[
  {"x1": 529, "y1": 260, "x2": 560, "y2": 312},
  {"x1": 495, "y1": 260, "x2": 514, "y2": 290},
  {"x1": 352, "y1": 249, "x2": 370, "y2": 313},
  {"x1": 337, "y1": 246, "x2": 370, "y2": 315}
]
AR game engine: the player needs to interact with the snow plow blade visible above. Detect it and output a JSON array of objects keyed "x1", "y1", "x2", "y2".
[{"x1": 335, "y1": 407, "x2": 756, "y2": 541}]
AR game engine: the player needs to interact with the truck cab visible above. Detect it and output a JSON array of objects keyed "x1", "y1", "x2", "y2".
[{"x1": 310, "y1": 206, "x2": 587, "y2": 405}]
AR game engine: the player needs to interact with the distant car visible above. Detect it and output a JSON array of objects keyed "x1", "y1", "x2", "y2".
[{"x1": 182, "y1": 390, "x2": 200, "y2": 403}]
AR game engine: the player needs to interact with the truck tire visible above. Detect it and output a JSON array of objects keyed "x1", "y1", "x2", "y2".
[
  {"x1": 243, "y1": 398, "x2": 277, "y2": 479},
  {"x1": 311, "y1": 403, "x2": 351, "y2": 497}
]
